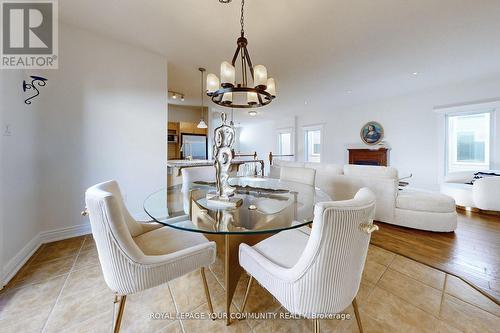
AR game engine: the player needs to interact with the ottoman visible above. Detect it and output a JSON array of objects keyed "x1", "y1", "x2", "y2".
[{"x1": 394, "y1": 189, "x2": 457, "y2": 232}]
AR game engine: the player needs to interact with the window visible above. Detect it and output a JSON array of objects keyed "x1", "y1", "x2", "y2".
[
  {"x1": 276, "y1": 128, "x2": 294, "y2": 162},
  {"x1": 304, "y1": 126, "x2": 322, "y2": 162},
  {"x1": 446, "y1": 112, "x2": 491, "y2": 173},
  {"x1": 278, "y1": 132, "x2": 292, "y2": 155}
]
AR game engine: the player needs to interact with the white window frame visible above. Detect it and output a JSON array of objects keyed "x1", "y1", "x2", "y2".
[
  {"x1": 303, "y1": 124, "x2": 324, "y2": 163},
  {"x1": 435, "y1": 100, "x2": 498, "y2": 180},
  {"x1": 276, "y1": 127, "x2": 295, "y2": 157},
  {"x1": 445, "y1": 110, "x2": 493, "y2": 173}
]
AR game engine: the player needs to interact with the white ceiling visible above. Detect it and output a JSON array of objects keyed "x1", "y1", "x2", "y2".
[{"x1": 60, "y1": 0, "x2": 500, "y2": 118}]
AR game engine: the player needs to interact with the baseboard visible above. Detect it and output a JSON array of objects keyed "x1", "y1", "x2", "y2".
[
  {"x1": 2, "y1": 223, "x2": 91, "y2": 287},
  {"x1": 2, "y1": 234, "x2": 41, "y2": 287},
  {"x1": 39, "y1": 223, "x2": 91, "y2": 244}
]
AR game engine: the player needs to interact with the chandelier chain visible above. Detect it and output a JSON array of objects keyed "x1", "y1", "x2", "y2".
[{"x1": 240, "y1": 0, "x2": 245, "y2": 36}]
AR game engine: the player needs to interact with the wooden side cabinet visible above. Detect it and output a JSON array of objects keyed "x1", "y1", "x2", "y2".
[{"x1": 348, "y1": 148, "x2": 389, "y2": 166}]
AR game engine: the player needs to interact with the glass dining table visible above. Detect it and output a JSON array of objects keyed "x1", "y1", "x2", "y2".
[{"x1": 144, "y1": 176, "x2": 331, "y2": 325}]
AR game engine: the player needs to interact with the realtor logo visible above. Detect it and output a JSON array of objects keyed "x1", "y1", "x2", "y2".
[{"x1": 1, "y1": 0, "x2": 58, "y2": 69}]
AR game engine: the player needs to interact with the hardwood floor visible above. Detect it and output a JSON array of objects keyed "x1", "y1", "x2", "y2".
[{"x1": 371, "y1": 209, "x2": 500, "y2": 304}]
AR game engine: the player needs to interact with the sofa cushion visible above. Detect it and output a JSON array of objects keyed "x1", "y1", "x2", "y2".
[
  {"x1": 444, "y1": 171, "x2": 474, "y2": 184},
  {"x1": 440, "y1": 183, "x2": 474, "y2": 207},
  {"x1": 269, "y1": 160, "x2": 305, "y2": 179},
  {"x1": 343, "y1": 165, "x2": 398, "y2": 180},
  {"x1": 280, "y1": 166, "x2": 316, "y2": 186},
  {"x1": 304, "y1": 163, "x2": 344, "y2": 175},
  {"x1": 396, "y1": 189, "x2": 456, "y2": 213}
]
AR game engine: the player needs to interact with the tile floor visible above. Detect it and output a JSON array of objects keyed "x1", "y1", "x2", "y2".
[{"x1": 0, "y1": 235, "x2": 499, "y2": 333}]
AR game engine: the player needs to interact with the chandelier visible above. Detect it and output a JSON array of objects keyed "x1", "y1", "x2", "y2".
[{"x1": 206, "y1": 0, "x2": 276, "y2": 108}]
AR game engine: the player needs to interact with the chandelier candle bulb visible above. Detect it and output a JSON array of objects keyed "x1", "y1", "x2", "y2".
[
  {"x1": 253, "y1": 65, "x2": 268, "y2": 89},
  {"x1": 206, "y1": 74, "x2": 220, "y2": 94},
  {"x1": 221, "y1": 61, "x2": 236, "y2": 87},
  {"x1": 247, "y1": 92, "x2": 258, "y2": 105},
  {"x1": 265, "y1": 78, "x2": 276, "y2": 98},
  {"x1": 222, "y1": 92, "x2": 233, "y2": 104}
]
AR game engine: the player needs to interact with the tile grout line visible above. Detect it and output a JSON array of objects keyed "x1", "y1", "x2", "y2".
[
  {"x1": 387, "y1": 255, "x2": 446, "y2": 291},
  {"x1": 40, "y1": 238, "x2": 86, "y2": 333},
  {"x1": 375, "y1": 256, "x2": 447, "y2": 321},
  {"x1": 168, "y1": 283, "x2": 186, "y2": 333},
  {"x1": 445, "y1": 290, "x2": 500, "y2": 318},
  {"x1": 390, "y1": 268, "x2": 500, "y2": 319}
]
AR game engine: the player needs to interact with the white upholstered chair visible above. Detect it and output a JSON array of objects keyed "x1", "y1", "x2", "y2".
[
  {"x1": 280, "y1": 166, "x2": 316, "y2": 186},
  {"x1": 239, "y1": 188, "x2": 377, "y2": 333},
  {"x1": 85, "y1": 180, "x2": 216, "y2": 332},
  {"x1": 181, "y1": 166, "x2": 216, "y2": 214}
]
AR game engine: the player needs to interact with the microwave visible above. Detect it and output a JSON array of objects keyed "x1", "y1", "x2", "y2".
[{"x1": 167, "y1": 134, "x2": 178, "y2": 143}]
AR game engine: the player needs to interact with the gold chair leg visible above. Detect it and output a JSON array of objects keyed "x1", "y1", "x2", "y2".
[
  {"x1": 312, "y1": 318, "x2": 320, "y2": 333},
  {"x1": 200, "y1": 267, "x2": 214, "y2": 317},
  {"x1": 352, "y1": 297, "x2": 363, "y2": 333},
  {"x1": 113, "y1": 294, "x2": 127, "y2": 333},
  {"x1": 240, "y1": 276, "x2": 254, "y2": 314}
]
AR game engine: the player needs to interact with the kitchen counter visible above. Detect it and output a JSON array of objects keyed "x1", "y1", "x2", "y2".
[
  {"x1": 167, "y1": 159, "x2": 265, "y2": 176},
  {"x1": 167, "y1": 159, "x2": 213, "y2": 168}
]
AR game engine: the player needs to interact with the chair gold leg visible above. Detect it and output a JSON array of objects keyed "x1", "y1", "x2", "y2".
[
  {"x1": 113, "y1": 294, "x2": 127, "y2": 333},
  {"x1": 312, "y1": 318, "x2": 320, "y2": 333},
  {"x1": 240, "y1": 276, "x2": 254, "y2": 314},
  {"x1": 200, "y1": 267, "x2": 214, "y2": 318},
  {"x1": 352, "y1": 297, "x2": 363, "y2": 333}
]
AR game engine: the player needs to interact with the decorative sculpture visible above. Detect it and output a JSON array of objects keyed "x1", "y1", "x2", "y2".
[
  {"x1": 212, "y1": 112, "x2": 236, "y2": 200},
  {"x1": 23, "y1": 76, "x2": 47, "y2": 105}
]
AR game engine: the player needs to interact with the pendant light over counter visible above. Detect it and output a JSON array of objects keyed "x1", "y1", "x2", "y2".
[{"x1": 197, "y1": 68, "x2": 208, "y2": 129}]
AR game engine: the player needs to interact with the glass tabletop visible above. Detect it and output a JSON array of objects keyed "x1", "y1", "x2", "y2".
[{"x1": 144, "y1": 177, "x2": 331, "y2": 235}]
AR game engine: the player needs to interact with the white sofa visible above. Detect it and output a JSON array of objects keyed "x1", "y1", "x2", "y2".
[
  {"x1": 270, "y1": 161, "x2": 457, "y2": 232},
  {"x1": 440, "y1": 171, "x2": 500, "y2": 212}
]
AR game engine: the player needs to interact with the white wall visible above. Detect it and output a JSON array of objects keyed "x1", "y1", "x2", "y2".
[
  {"x1": 259, "y1": 75, "x2": 500, "y2": 189},
  {"x1": 1, "y1": 69, "x2": 40, "y2": 282},
  {"x1": 1, "y1": 23, "x2": 167, "y2": 284},
  {"x1": 238, "y1": 120, "x2": 275, "y2": 173}
]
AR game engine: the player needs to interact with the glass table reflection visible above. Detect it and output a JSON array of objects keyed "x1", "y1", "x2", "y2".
[{"x1": 143, "y1": 177, "x2": 331, "y2": 325}]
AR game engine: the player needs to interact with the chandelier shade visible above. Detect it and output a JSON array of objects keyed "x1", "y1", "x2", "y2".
[
  {"x1": 206, "y1": 0, "x2": 276, "y2": 109},
  {"x1": 206, "y1": 74, "x2": 220, "y2": 93}
]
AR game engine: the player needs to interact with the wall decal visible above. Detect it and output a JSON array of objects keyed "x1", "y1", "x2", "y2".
[{"x1": 23, "y1": 76, "x2": 47, "y2": 105}]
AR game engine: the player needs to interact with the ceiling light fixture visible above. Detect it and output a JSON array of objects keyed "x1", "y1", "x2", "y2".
[
  {"x1": 197, "y1": 68, "x2": 208, "y2": 129},
  {"x1": 168, "y1": 90, "x2": 185, "y2": 101},
  {"x1": 248, "y1": 110, "x2": 257, "y2": 116},
  {"x1": 206, "y1": 0, "x2": 276, "y2": 109}
]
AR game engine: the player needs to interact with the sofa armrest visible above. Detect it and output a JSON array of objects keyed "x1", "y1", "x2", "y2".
[
  {"x1": 472, "y1": 177, "x2": 500, "y2": 211},
  {"x1": 444, "y1": 171, "x2": 474, "y2": 184}
]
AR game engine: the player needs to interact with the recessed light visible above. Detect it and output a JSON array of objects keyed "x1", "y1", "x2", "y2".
[
  {"x1": 412, "y1": 72, "x2": 418, "y2": 76},
  {"x1": 248, "y1": 110, "x2": 257, "y2": 116}
]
